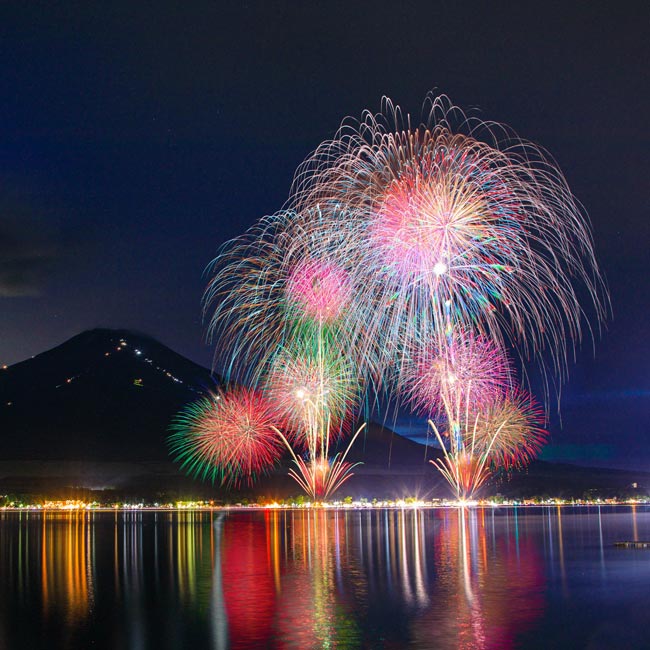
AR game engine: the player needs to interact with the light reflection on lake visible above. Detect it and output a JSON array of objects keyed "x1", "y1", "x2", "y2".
[{"x1": 0, "y1": 506, "x2": 649, "y2": 649}]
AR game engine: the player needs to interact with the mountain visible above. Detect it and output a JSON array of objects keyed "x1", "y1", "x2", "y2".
[{"x1": 0, "y1": 328, "x2": 219, "y2": 462}]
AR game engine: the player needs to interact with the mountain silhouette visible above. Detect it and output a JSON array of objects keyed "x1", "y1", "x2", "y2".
[{"x1": 0, "y1": 328, "x2": 219, "y2": 462}]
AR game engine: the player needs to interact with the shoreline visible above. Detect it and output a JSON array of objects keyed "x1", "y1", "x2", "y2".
[{"x1": 2, "y1": 499, "x2": 649, "y2": 512}]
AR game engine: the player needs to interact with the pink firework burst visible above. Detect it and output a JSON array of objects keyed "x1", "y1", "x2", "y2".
[
  {"x1": 284, "y1": 259, "x2": 352, "y2": 323},
  {"x1": 406, "y1": 330, "x2": 512, "y2": 416},
  {"x1": 289, "y1": 94, "x2": 608, "y2": 393},
  {"x1": 169, "y1": 387, "x2": 284, "y2": 488},
  {"x1": 369, "y1": 135, "x2": 519, "y2": 285}
]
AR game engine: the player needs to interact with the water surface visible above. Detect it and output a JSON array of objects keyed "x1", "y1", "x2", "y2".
[{"x1": 0, "y1": 506, "x2": 649, "y2": 649}]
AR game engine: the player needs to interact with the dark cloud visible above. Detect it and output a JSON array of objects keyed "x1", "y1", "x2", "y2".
[{"x1": 0, "y1": 211, "x2": 60, "y2": 297}]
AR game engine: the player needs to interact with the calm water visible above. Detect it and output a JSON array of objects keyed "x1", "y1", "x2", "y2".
[{"x1": 0, "y1": 506, "x2": 649, "y2": 649}]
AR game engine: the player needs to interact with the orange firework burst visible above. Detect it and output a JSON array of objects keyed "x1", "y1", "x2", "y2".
[
  {"x1": 471, "y1": 390, "x2": 547, "y2": 469},
  {"x1": 427, "y1": 389, "x2": 547, "y2": 499}
]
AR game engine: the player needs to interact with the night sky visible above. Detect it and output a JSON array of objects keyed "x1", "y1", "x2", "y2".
[{"x1": 0, "y1": 3, "x2": 647, "y2": 469}]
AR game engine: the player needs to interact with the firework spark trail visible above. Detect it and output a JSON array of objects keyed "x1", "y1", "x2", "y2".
[
  {"x1": 404, "y1": 324, "x2": 546, "y2": 497},
  {"x1": 200, "y1": 205, "x2": 377, "y2": 497},
  {"x1": 203, "y1": 207, "x2": 383, "y2": 392},
  {"x1": 477, "y1": 390, "x2": 547, "y2": 469},
  {"x1": 272, "y1": 422, "x2": 366, "y2": 500},
  {"x1": 285, "y1": 258, "x2": 352, "y2": 324},
  {"x1": 404, "y1": 333, "x2": 545, "y2": 498},
  {"x1": 264, "y1": 335, "x2": 358, "y2": 445},
  {"x1": 427, "y1": 389, "x2": 546, "y2": 499}
]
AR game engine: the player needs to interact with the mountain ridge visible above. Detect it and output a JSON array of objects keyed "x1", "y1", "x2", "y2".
[{"x1": 0, "y1": 328, "x2": 220, "y2": 461}]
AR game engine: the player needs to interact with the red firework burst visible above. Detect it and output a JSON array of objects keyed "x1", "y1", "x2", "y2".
[{"x1": 168, "y1": 387, "x2": 284, "y2": 488}]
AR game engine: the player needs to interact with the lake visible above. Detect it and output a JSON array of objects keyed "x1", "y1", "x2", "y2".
[{"x1": 0, "y1": 506, "x2": 649, "y2": 649}]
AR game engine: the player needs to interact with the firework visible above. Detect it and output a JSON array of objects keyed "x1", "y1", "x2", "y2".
[
  {"x1": 471, "y1": 390, "x2": 547, "y2": 469},
  {"x1": 264, "y1": 333, "x2": 358, "y2": 444},
  {"x1": 202, "y1": 213, "x2": 293, "y2": 386},
  {"x1": 190, "y1": 93, "x2": 606, "y2": 500},
  {"x1": 404, "y1": 323, "x2": 545, "y2": 497},
  {"x1": 285, "y1": 258, "x2": 352, "y2": 324},
  {"x1": 290, "y1": 94, "x2": 608, "y2": 392},
  {"x1": 203, "y1": 207, "x2": 380, "y2": 388},
  {"x1": 168, "y1": 387, "x2": 284, "y2": 488},
  {"x1": 272, "y1": 423, "x2": 366, "y2": 501},
  {"x1": 201, "y1": 205, "x2": 371, "y2": 498},
  {"x1": 403, "y1": 321, "x2": 544, "y2": 498},
  {"x1": 263, "y1": 328, "x2": 364, "y2": 500}
]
